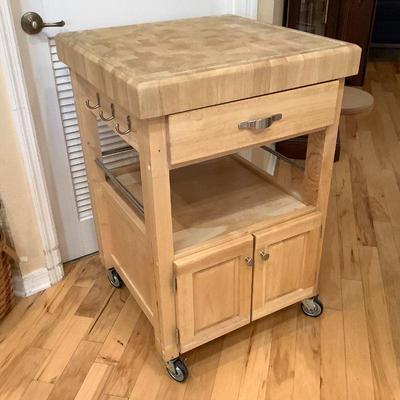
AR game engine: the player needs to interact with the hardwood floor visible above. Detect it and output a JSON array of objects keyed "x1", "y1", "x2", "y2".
[{"x1": 1, "y1": 60, "x2": 400, "y2": 399}]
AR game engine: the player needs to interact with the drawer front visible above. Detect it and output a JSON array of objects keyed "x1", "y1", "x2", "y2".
[
  {"x1": 174, "y1": 235, "x2": 254, "y2": 352},
  {"x1": 252, "y1": 212, "x2": 322, "y2": 321},
  {"x1": 168, "y1": 81, "x2": 339, "y2": 167}
]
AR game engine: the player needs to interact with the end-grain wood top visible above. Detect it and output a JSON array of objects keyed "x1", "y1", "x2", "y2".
[{"x1": 56, "y1": 15, "x2": 361, "y2": 119}]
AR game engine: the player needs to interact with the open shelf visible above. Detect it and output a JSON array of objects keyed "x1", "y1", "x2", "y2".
[{"x1": 103, "y1": 155, "x2": 309, "y2": 252}]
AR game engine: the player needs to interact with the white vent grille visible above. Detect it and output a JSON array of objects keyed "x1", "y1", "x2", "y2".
[{"x1": 49, "y1": 38, "x2": 138, "y2": 221}]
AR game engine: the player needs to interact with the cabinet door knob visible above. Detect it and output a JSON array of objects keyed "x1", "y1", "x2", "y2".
[
  {"x1": 244, "y1": 256, "x2": 254, "y2": 267},
  {"x1": 259, "y1": 250, "x2": 269, "y2": 261}
]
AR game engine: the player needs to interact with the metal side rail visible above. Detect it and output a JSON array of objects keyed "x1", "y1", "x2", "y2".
[
  {"x1": 95, "y1": 158, "x2": 144, "y2": 215},
  {"x1": 261, "y1": 145, "x2": 305, "y2": 171},
  {"x1": 101, "y1": 145, "x2": 134, "y2": 157}
]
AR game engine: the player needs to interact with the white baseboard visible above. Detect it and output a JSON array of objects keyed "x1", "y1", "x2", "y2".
[{"x1": 13, "y1": 267, "x2": 52, "y2": 297}]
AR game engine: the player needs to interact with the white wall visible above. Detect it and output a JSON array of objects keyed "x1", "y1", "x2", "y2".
[
  {"x1": 233, "y1": 0, "x2": 258, "y2": 19},
  {"x1": 258, "y1": 0, "x2": 285, "y2": 25},
  {"x1": 0, "y1": 65, "x2": 45, "y2": 277},
  {"x1": 39, "y1": 0, "x2": 235, "y2": 32}
]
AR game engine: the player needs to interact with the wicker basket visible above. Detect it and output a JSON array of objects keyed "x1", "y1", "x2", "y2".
[{"x1": 0, "y1": 231, "x2": 17, "y2": 320}]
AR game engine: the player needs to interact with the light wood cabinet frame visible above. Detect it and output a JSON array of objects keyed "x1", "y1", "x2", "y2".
[
  {"x1": 72, "y1": 71, "x2": 344, "y2": 363},
  {"x1": 57, "y1": 16, "x2": 359, "y2": 376}
]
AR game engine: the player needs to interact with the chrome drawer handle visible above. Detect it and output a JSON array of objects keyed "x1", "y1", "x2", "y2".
[{"x1": 238, "y1": 113, "x2": 282, "y2": 130}]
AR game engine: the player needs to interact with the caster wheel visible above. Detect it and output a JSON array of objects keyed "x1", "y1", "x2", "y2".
[
  {"x1": 107, "y1": 268, "x2": 123, "y2": 288},
  {"x1": 301, "y1": 296, "x2": 323, "y2": 318},
  {"x1": 166, "y1": 357, "x2": 188, "y2": 383}
]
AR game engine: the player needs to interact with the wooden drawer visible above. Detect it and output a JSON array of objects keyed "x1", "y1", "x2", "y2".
[
  {"x1": 174, "y1": 234, "x2": 254, "y2": 352},
  {"x1": 168, "y1": 81, "x2": 339, "y2": 167},
  {"x1": 251, "y1": 211, "x2": 322, "y2": 321}
]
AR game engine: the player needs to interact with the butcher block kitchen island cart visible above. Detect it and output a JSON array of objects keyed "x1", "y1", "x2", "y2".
[{"x1": 56, "y1": 15, "x2": 360, "y2": 382}]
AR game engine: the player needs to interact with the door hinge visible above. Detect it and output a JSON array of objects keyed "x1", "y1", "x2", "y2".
[
  {"x1": 172, "y1": 276, "x2": 178, "y2": 293},
  {"x1": 175, "y1": 328, "x2": 180, "y2": 345},
  {"x1": 320, "y1": 224, "x2": 324, "y2": 238}
]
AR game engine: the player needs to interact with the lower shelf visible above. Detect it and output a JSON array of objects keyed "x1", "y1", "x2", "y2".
[{"x1": 106, "y1": 155, "x2": 310, "y2": 253}]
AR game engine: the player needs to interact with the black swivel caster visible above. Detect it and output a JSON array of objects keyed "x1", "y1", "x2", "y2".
[
  {"x1": 301, "y1": 296, "x2": 324, "y2": 317},
  {"x1": 106, "y1": 268, "x2": 123, "y2": 288},
  {"x1": 166, "y1": 357, "x2": 188, "y2": 382}
]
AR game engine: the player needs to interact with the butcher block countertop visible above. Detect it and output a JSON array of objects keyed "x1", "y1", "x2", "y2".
[{"x1": 56, "y1": 15, "x2": 361, "y2": 119}]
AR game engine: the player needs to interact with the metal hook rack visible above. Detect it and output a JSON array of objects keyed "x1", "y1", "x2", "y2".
[
  {"x1": 115, "y1": 116, "x2": 132, "y2": 135},
  {"x1": 85, "y1": 93, "x2": 134, "y2": 136},
  {"x1": 85, "y1": 93, "x2": 101, "y2": 110},
  {"x1": 99, "y1": 103, "x2": 115, "y2": 121}
]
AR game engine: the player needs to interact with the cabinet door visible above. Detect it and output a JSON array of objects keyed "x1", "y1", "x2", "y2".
[
  {"x1": 252, "y1": 212, "x2": 322, "y2": 321},
  {"x1": 174, "y1": 235, "x2": 254, "y2": 352}
]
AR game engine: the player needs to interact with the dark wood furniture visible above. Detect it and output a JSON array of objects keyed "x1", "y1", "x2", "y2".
[
  {"x1": 284, "y1": 0, "x2": 376, "y2": 86},
  {"x1": 372, "y1": 0, "x2": 400, "y2": 46},
  {"x1": 279, "y1": 0, "x2": 375, "y2": 162},
  {"x1": 275, "y1": 134, "x2": 341, "y2": 162}
]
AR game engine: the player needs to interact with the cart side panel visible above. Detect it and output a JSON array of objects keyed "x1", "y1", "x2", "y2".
[{"x1": 102, "y1": 183, "x2": 155, "y2": 323}]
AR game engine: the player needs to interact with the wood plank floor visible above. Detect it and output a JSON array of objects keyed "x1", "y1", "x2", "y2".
[{"x1": 2, "y1": 60, "x2": 400, "y2": 399}]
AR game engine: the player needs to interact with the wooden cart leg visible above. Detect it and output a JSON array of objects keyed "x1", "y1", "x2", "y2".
[
  {"x1": 303, "y1": 78, "x2": 345, "y2": 293},
  {"x1": 137, "y1": 117, "x2": 180, "y2": 362},
  {"x1": 70, "y1": 72, "x2": 112, "y2": 267}
]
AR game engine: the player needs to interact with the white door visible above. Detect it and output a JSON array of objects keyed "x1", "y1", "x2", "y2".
[{"x1": 15, "y1": 0, "x2": 237, "y2": 262}]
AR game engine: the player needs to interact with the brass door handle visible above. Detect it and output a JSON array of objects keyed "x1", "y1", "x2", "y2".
[
  {"x1": 238, "y1": 114, "x2": 282, "y2": 130},
  {"x1": 21, "y1": 12, "x2": 65, "y2": 35}
]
